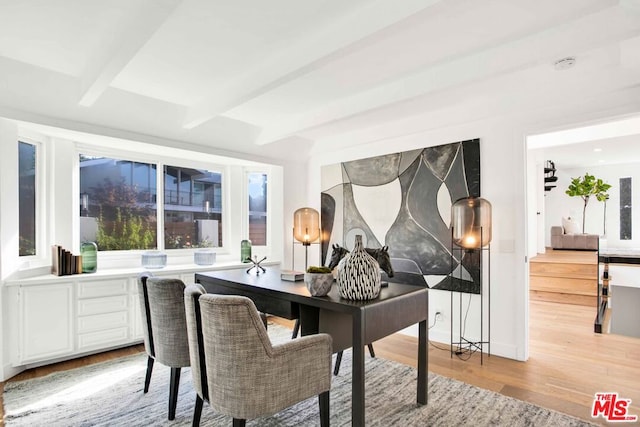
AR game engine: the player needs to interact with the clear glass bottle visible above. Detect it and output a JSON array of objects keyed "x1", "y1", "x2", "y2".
[
  {"x1": 80, "y1": 241, "x2": 98, "y2": 273},
  {"x1": 241, "y1": 239, "x2": 252, "y2": 263}
]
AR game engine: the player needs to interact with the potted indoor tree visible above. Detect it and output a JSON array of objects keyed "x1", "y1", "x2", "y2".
[{"x1": 565, "y1": 173, "x2": 611, "y2": 233}]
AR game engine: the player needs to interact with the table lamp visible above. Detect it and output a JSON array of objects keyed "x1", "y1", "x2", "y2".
[{"x1": 293, "y1": 207, "x2": 320, "y2": 270}]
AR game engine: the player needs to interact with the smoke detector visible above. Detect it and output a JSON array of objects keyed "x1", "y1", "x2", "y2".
[{"x1": 554, "y1": 56, "x2": 576, "y2": 70}]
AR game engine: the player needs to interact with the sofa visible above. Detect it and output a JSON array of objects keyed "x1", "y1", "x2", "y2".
[{"x1": 550, "y1": 226, "x2": 598, "y2": 251}]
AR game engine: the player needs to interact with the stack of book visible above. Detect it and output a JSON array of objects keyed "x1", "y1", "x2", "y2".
[
  {"x1": 51, "y1": 245, "x2": 83, "y2": 276},
  {"x1": 280, "y1": 270, "x2": 304, "y2": 281}
]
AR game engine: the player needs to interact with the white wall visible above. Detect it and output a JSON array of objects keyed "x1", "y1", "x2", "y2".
[
  {"x1": 544, "y1": 163, "x2": 639, "y2": 247},
  {"x1": 527, "y1": 150, "x2": 547, "y2": 257},
  {"x1": 307, "y1": 117, "x2": 529, "y2": 361},
  {"x1": 0, "y1": 118, "x2": 19, "y2": 381}
]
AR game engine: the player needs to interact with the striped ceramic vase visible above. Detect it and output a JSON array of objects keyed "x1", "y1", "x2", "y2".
[{"x1": 337, "y1": 235, "x2": 381, "y2": 300}]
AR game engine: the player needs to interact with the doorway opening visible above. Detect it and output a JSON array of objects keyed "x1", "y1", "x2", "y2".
[{"x1": 526, "y1": 114, "x2": 640, "y2": 337}]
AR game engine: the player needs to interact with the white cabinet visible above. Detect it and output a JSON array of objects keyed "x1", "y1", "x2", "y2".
[
  {"x1": 18, "y1": 283, "x2": 74, "y2": 364},
  {"x1": 130, "y1": 281, "x2": 144, "y2": 340},
  {"x1": 152, "y1": 271, "x2": 197, "y2": 285},
  {"x1": 8, "y1": 263, "x2": 249, "y2": 368},
  {"x1": 76, "y1": 278, "x2": 130, "y2": 352}
]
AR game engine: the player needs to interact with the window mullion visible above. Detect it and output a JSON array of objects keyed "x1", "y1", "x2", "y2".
[{"x1": 157, "y1": 162, "x2": 165, "y2": 250}]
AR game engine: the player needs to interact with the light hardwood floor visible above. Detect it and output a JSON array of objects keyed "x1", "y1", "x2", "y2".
[{"x1": 2, "y1": 298, "x2": 639, "y2": 426}]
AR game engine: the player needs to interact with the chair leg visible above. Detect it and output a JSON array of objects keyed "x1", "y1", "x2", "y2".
[
  {"x1": 333, "y1": 351, "x2": 343, "y2": 376},
  {"x1": 292, "y1": 318, "x2": 300, "y2": 339},
  {"x1": 144, "y1": 356, "x2": 154, "y2": 393},
  {"x1": 334, "y1": 344, "x2": 374, "y2": 376},
  {"x1": 319, "y1": 390, "x2": 330, "y2": 427},
  {"x1": 168, "y1": 367, "x2": 181, "y2": 420},
  {"x1": 232, "y1": 419, "x2": 246, "y2": 427},
  {"x1": 192, "y1": 395, "x2": 203, "y2": 427}
]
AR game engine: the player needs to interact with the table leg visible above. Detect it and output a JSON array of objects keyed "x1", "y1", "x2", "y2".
[
  {"x1": 352, "y1": 310, "x2": 365, "y2": 426},
  {"x1": 299, "y1": 305, "x2": 319, "y2": 336},
  {"x1": 417, "y1": 319, "x2": 428, "y2": 404}
]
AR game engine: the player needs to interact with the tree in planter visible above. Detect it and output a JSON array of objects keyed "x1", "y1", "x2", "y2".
[{"x1": 565, "y1": 173, "x2": 611, "y2": 234}]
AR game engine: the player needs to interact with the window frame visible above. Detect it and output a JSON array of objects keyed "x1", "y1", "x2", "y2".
[
  {"x1": 17, "y1": 135, "x2": 48, "y2": 264},
  {"x1": 77, "y1": 149, "x2": 160, "y2": 252},
  {"x1": 75, "y1": 143, "x2": 231, "y2": 256},
  {"x1": 244, "y1": 168, "x2": 271, "y2": 249},
  {"x1": 161, "y1": 162, "x2": 227, "y2": 251}
]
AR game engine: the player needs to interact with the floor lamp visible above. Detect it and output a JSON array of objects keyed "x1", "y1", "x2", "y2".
[
  {"x1": 450, "y1": 196, "x2": 492, "y2": 364},
  {"x1": 292, "y1": 207, "x2": 320, "y2": 271}
]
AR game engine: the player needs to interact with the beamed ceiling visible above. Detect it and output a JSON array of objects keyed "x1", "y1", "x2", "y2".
[{"x1": 1, "y1": 0, "x2": 640, "y2": 161}]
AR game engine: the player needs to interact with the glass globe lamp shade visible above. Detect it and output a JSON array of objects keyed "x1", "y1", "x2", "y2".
[
  {"x1": 451, "y1": 197, "x2": 492, "y2": 249},
  {"x1": 293, "y1": 207, "x2": 320, "y2": 245}
]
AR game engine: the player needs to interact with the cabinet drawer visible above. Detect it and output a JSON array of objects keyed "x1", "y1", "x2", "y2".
[
  {"x1": 78, "y1": 327, "x2": 129, "y2": 351},
  {"x1": 78, "y1": 279, "x2": 128, "y2": 299},
  {"x1": 78, "y1": 311, "x2": 128, "y2": 334},
  {"x1": 181, "y1": 273, "x2": 196, "y2": 285},
  {"x1": 78, "y1": 295, "x2": 128, "y2": 316}
]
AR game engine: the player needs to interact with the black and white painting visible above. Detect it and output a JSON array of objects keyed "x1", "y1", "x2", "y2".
[{"x1": 321, "y1": 139, "x2": 481, "y2": 293}]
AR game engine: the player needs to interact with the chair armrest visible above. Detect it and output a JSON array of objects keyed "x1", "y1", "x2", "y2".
[{"x1": 271, "y1": 333, "x2": 332, "y2": 359}]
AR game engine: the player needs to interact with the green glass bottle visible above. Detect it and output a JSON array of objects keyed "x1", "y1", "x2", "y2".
[
  {"x1": 241, "y1": 239, "x2": 252, "y2": 263},
  {"x1": 80, "y1": 241, "x2": 98, "y2": 273}
]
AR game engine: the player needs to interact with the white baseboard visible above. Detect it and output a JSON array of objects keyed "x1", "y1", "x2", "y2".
[
  {"x1": 2, "y1": 362, "x2": 25, "y2": 382},
  {"x1": 397, "y1": 326, "x2": 523, "y2": 361}
]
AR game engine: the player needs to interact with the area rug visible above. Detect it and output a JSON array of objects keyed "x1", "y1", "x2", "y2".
[{"x1": 4, "y1": 326, "x2": 595, "y2": 426}]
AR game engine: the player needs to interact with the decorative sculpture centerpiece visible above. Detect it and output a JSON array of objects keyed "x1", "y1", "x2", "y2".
[
  {"x1": 245, "y1": 255, "x2": 266, "y2": 275},
  {"x1": 336, "y1": 235, "x2": 381, "y2": 300}
]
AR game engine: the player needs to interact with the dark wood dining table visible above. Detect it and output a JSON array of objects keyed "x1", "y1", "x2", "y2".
[{"x1": 195, "y1": 267, "x2": 429, "y2": 426}]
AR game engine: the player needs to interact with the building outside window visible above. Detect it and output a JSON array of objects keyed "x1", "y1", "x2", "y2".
[
  {"x1": 79, "y1": 155, "x2": 157, "y2": 250},
  {"x1": 18, "y1": 141, "x2": 37, "y2": 256},
  {"x1": 248, "y1": 172, "x2": 267, "y2": 245},
  {"x1": 163, "y1": 165, "x2": 222, "y2": 249}
]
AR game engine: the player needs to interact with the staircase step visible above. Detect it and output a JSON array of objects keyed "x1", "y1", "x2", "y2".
[
  {"x1": 530, "y1": 275, "x2": 597, "y2": 296},
  {"x1": 530, "y1": 262, "x2": 597, "y2": 279}
]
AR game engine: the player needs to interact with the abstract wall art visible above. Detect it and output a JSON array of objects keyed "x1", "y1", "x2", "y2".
[{"x1": 321, "y1": 139, "x2": 481, "y2": 293}]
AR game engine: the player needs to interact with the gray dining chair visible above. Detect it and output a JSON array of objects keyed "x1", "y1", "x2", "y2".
[
  {"x1": 138, "y1": 275, "x2": 191, "y2": 420},
  {"x1": 184, "y1": 285, "x2": 332, "y2": 426}
]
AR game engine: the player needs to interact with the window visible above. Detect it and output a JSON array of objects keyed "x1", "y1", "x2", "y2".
[
  {"x1": 79, "y1": 155, "x2": 157, "y2": 250},
  {"x1": 248, "y1": 173, "x2": 267, "y2": 245},
  {"x1": 163, "y1": 165, "x2": 222, "y2": 249},
  {"x1": 19, "y1": 141, "x2": 37, "y2": 256}
]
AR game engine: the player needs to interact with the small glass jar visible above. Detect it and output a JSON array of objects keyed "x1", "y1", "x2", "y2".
[
  {"x1": 194, "y1": 249, "x2": 216, "y2": 266},
  {"x1": 80, "y1": 241, "x2": 98, "y2": 273},
  {"x1": 141, "y1": 251, "x2": 167, "y2": 269},
  {"x1": 241, "y1": 239, "x2": 252, "y2": 263}
]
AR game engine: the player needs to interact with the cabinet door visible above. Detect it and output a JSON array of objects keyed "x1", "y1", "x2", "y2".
[
  {"x1": 181, "y1": 273, "x2": 196, "y2": 286},
  {"x1": 130, "y1": 292, "x2": 144, "y2": 340},
  {"x1": 19, "y1": 283, "x2": 74, "y2": 364}
]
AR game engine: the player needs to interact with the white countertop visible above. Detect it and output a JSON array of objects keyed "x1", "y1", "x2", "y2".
[{"x1": 4, "y1": 260, "x2": 281, "y2": 286}]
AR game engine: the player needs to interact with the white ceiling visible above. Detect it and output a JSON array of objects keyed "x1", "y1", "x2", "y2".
[
  {"x1": 1, "y1": 0, "x2": 640, "y2": 161},
  {"x1": 529, "y1": 115, "x2": 640, "y2": 169},
  {"x1": 539, "y1": 133, "x2": 640, "y2": 169}
]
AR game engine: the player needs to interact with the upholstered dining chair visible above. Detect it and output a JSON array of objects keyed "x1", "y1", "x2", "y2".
[
  {"x1": 184, "y1": 284, "x2": 332, "y2": 427},
  {"x1": 137, "y1": 275, "x2": 191, "y2": 420}
]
